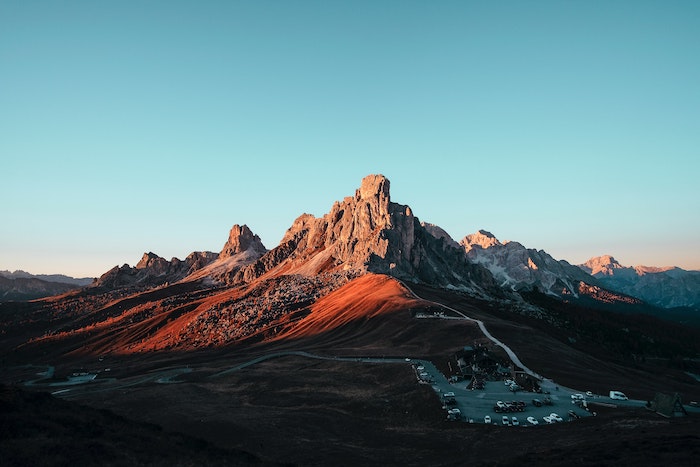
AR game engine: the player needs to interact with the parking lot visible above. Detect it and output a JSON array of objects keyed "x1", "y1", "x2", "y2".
[{"x1": 414, "y1": 360, "x2": 595, "y2": 425}]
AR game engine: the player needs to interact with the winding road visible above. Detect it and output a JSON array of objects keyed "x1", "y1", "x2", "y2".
[{"x1": 400, "y1": 281, "x2": 545, "y2": 381}]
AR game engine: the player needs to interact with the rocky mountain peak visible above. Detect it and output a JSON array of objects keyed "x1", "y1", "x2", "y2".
[
  {"x1": 580, "y1": 255, "x2": 624, "y2": 276},
  {"x1": 220, "y1": 224, "x2": 267, "y2": 259},
  {"x1": 231, "y1": 175, "x2": 500, "y2": 294},
  {"x1": 357, "y1": 174, "x2": 390, "y2": 204},
  {"x1": 136, "y1": 252, "x2": 168, "y2": 270},
  {"x1": 460, "y1": 230, "x2": 502, "y2": 252}
]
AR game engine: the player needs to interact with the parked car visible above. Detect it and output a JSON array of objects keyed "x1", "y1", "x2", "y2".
[
  {"x1": 502, "y1": 415, "x2": 510, "y2": 425},
  {"x1": 550, "y1": 413, "x2": 563, "y2": 422},
  {"x1": 571, "y1": 393, "x2": 585, "y2": 401},
  {"x1": 609, "y1": 390, "x2": 628, "y2": 401},
  {"x1": 447, "y1": 408, "x2": 462, "y2": 421},
  {"x1": 526, "y1": 416, "x2": 539, "y2": 425},
  {"x1": 585, "y1": 391, "x2": 594, "y2": 397},
  {"x1": 443, "y1": 392, "x2": 456, "y2": 405},
  {"x1": 543, "y1": 416, "x2": 554, "y2": 424},
  {"x1": 511, "y1": 416, "x2": 519, "y2": 426},
  {"x1": 484, "y1": 415, "x2": 491, "y2": 424},
  {"x1": 532, "y1": 398, "x2": 543, "y2": 407}
]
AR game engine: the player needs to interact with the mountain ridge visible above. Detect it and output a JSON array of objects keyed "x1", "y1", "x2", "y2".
[{"x1": 579, "y1": 255, "x2": 700, "y2": 309}]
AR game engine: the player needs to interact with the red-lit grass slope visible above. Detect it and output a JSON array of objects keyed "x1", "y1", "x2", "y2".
[{"x1": 269, "y1": 274, "x2": 426, "y2": 341}]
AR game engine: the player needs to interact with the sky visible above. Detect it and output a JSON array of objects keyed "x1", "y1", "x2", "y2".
[{"x1": 1, "y1": 1, "x2": 699, "y2": 278}]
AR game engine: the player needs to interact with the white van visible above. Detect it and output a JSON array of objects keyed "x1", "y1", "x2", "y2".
[{"x1": 609, "y1": 390, "x2": 628, "y2": 400}]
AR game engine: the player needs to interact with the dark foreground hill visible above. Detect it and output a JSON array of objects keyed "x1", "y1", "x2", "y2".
[{"x1": 0, "y1": 385, "x2": 283, "y2": 467}]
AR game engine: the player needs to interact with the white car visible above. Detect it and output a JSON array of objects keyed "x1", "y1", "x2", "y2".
[
  {"x1": 511, "y1": 416, "x2": 519, "y2": 426},
  {"x1": 484, "y1": 415, "x2": 491, "y2": 424},
  {"x1": 609, "y1": 390, "x2": 628, "y2": 401},
  {"x1": 526, "y1": 416, "x2": 539, "y2": 425},
  {"x1": 502, "y1": 415, "x2": 510, "y2": 425},
  {"x1": 571, "y1": 393, "x2": 584, "y2": 401},
  {"x1": 550, "y1": 413, "x2": 563, "y2": 422},
  {"x1": 585, "y1": 391, "x2": 594, "y2": 397},
  {"x1": 543, "y1": 416, "x2": 554, "y2": 424}
]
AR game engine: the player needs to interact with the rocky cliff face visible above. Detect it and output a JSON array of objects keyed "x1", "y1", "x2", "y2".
[
  {"x1": 229, "y1": 174, "x2": 501, "y2": 295},
  {"x1": 579, "y1": 256, "x2": 700, "y2": 309},
  {"x1": 192, "y1": 224, "x2": 268, "y2": 283},
  {"x1": 219, "y1": 224, "x2": 267, "y2": 259},
  {"x1": 460, "y1": 230, "x2": 596, "y2": 297}
]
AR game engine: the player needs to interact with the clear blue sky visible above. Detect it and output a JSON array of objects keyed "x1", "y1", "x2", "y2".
[{"x1": 2, "y1": 1, "x2": 699, "y2": 277}]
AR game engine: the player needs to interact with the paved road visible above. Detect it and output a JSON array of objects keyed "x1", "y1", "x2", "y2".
[{"x1": 399, "y1": 280, "x2": 546, "y2": 380}]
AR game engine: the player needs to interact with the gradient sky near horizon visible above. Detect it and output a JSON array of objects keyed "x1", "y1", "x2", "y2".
[{"x1": 2, "y1": 1, "x2": 699, "y2": 278}]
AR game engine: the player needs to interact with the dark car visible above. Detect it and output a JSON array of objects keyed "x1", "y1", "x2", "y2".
[{"x1": 532, "y1": 398, "x2": 542, "y2": 407}]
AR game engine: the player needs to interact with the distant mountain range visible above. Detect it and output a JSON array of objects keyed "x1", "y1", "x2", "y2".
[
  {"x1": 458, "y1": 229, "x2": 598, "y2": 297},
  {"x1": 0, "y1": 270, "x2": 93, "y2": 301},
  {"x1": 0, "y1": 270, "x2": 93, "y2": 286},
  {"x1": 579, "y1": 255, "x2": 700, "y2": 309}
]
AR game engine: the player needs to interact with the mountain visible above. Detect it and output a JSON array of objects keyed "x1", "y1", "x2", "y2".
[
  {"x1": 0, "y1": 270, "x2": 93, "y2": 286},
  {"x1": 92, "y1": 224, "x2": 267, "y2": 290},
  {"x1": 0, "y1": 270, "x2": 93, "y2": 302},
  {"x1": 580, "y1": 255, "x2": 700, "y2": 309},
  {"x1": 226, "y1": 174, "x2": 501, "y2": 295},
  {"x1": 191, "y1": 224, "x2": 269, "y2": 284},
  {"x1": 0, "y1": 275, "x2": 84, "y2": 302},
  {"x1": 93, "y1": 251, "x2": 219, "y2": 290},
  {"x1": 459, "y1": 230, "x2": 598, "y2": 298},
  {"x1": 1, "y1": 175, "x2": 507, "y2": 356}
]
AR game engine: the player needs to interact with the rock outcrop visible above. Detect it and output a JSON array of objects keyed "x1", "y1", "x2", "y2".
[
  {"x1": 219, "y1": 224, "x2": 267, "y2": 259},
  {"x1": 193, "y1": 224, "x2": 268, "y2": 283}
]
